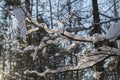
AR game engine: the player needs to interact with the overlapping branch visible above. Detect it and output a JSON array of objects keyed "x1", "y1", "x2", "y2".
[
  {"x1": 24, "y1": 46, "x2": 117, "y2": 77},
  {"x1": 12, "y1": 16, "x2": 120, "y2": 77}
]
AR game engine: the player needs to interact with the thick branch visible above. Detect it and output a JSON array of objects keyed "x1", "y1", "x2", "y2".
[
  {"x1": 24, "y1": 53, "x2": 109, "y2": 77},
  {"x1": 26, "y1": 18, "x2": 95, "y2": 42},
  {"x1": 24, "y1": 46, "x2": 118, "y2": 77},
  {"x1": 61, "y1": 31, "x2": 93, "y2": 42}
]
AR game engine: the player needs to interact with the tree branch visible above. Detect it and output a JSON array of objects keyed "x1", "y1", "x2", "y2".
[{"x1": 24, "y1": 46, "x2": 118, "y2": 77}]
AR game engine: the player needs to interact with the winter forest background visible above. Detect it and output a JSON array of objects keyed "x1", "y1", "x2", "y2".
[{"x1": 0, "y1": 0, "x2": 120, "y2": 80}]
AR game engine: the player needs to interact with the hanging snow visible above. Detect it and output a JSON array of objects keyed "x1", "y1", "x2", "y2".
[
  {"x1": 13, "y1": 6, "x2": 30, "y2": 39},
  {"x1": 106, "y1": 22, "x2": 120, "y2": 41}
]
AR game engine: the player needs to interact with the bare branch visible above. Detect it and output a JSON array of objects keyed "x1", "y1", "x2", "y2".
[
  {"x1": 66, "y1": 27, "x2": 90, "y2": 33},
  {"x1": 99, "y1": 12, "x2": 112, "y2": 19}
]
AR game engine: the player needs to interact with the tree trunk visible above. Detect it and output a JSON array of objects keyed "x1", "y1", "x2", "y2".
[
  {"x1": 49, "y1": 0, "x2": 53, "y2": 28},
  {"x1": 113, "y1": 0, "x2": 118, "y2": 17},
  {"x1": 92, "y1": 0, "x2": 104, "y2": 80},
  {"x1": 25, "y1": 0, "x2": 32, "y2": 44},
  {"x1": 92, "y1": 0, "x2": 101, "y2": 34},
  {"x1": 25, "y1": 0, "x2": 30, "y2": 13}
]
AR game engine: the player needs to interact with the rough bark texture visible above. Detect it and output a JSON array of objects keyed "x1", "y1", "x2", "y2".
[
  {"x1": 92, "y1": 0, "x2": 101, "y2": 34},
  {"x1": 92, "y1": 0, "x2": 104, "y2": 80}
]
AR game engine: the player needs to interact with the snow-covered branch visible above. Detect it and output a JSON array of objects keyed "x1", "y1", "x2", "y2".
[
  {"x1": 24, "y1": 50, "x2": 109, "y2": 77},
  {"x1": 26, "y1": 17, "x2": 109, "y2": 43},
  {"x1": 24, "y1": 46, "x2": 119, "y2": 77},
  {"x1": 26, "y1": 18, "x2": 93, "y2": 42},
  {"x1": 26, "y1": 28, "x2": 39, "y2": 35},
  {"x1": 26, "y1": 15, "x2": 120, "y2": 46},
  {"x1": 66, "y1": 42, "x2": 80, "y2": 53}
]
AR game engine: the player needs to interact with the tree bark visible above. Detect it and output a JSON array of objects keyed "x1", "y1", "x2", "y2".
[
  {"x1": 25, "y1": 0, "x2": 31, "y2": 13},
  {"x1": 92, "y1": 0, "x2": 101, "y2": 34},
  {"x1": 92, "y1": 0, "x2": 104, "y2": 80},
  {"x1": 49, "y1": 0, "x2": 53, "y2": 28}
]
